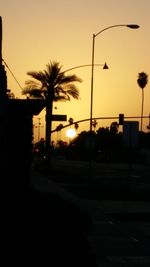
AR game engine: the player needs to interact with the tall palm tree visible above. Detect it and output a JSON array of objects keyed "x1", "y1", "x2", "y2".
[
  {"x1": 22, "y1": 61, "x2": 82, "y2": 161},
  {"x1": 137, "y1": 72, "x2": 148, "y2": 131}
]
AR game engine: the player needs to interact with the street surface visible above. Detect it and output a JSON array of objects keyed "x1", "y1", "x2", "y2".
[{"x1": 32, "y1": 158, "x2": 150, "y2": 266}]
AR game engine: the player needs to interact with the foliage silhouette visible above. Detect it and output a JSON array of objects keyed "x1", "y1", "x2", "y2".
[
  {"x1": 23, "y1": 61, "x2": 82, "y2": 162},
  {"x1": 137, "y1": 72, "x2": 148, "y2": 131}
]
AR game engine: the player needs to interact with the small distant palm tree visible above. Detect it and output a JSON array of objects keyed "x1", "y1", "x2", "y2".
[
  {"x1": 92, "y1": 119, "x2": 98, "y2": 131},
  {"x1": 68, "y1": 117, "x2": 74, "y2": 125},
  {"x1": 137, "y1": 72, "x2": 148, "y2": 131},
  {"x1": 74, "y1": 122, "x2": 79, "y2": 130},
  {"x1": 22, "y1": 61, "x2": 82, "y2": 159},
  {"x1": 56, "y1": 123, "x2": 64, "y2": 131}
]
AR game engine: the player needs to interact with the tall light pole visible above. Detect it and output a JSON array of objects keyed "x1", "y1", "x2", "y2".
[
  {"x1": 90, "y1": 24, "x2": 140, "y2": 134},
  {"x1": 88, "y1": 24, "x2": 139, "y2": 176}
]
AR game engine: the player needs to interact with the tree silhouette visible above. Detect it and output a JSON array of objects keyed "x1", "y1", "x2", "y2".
[
  {"x1": 137, "y1": 72, "x2": 148, "y2": 131},
  {"x1": 68, "y1": 117, "x2": 74, "y2": 125},
  {"x1": 92, "y1": 119, "x2": 98, "y2": 131},
  {"x1": 22, "y1": 61, "x2": 82, "y2": 162},
  {"x1": 56, "y1": 123, "x2": 64, "y2": 131},
  {"x1": 110, "y1": 121, "x2": 119, "y2": 135},
  {"x1": 74, "y1": 122, "x2": 79, "y2": 130}
]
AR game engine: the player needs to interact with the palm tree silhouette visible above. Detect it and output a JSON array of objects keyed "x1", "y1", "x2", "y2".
[
  {"x1": 68, "y1": 117, "x2": 74, "y2": 125},
  {"x1": 74, "y1": 122, "x2": 79, "y2": 130},
  {"x1": 137, "y1": 72, "x2": 148, "y2": 131},
  {"x1": 23, "y1": 61, "x2": 82, "y2": 160},
  {"x1": 92, "y1": 119, "x2": 98, "y2": 131}
]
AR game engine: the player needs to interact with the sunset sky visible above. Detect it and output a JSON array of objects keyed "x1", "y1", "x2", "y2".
[{"x1": 1, "y1": 0, "x2": 150, "y2": 143}]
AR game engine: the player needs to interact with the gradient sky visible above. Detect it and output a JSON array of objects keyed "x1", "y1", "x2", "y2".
[{"x1": 1, "y1": 0, "x2": 150, "y2": 142}]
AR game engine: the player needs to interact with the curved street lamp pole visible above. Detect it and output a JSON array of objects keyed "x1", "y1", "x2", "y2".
[
  {"x1": 61, "y1": 63, "x2": 108, "y2": 74},
  {"x1": 89, "y1": 24, "x2": 140, "y2": 176},
  {"x1": 90, "y1": 24, "x2": 140, "y2": 133}
]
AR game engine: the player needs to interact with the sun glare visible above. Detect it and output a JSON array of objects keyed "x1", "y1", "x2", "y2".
[{"x1": 66, "y1": 128, "x2": 76, "y2": 138}]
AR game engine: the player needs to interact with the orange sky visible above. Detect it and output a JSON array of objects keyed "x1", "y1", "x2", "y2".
[{"x1": 1, "y1": 0, "x2": 150, "y2": 142}]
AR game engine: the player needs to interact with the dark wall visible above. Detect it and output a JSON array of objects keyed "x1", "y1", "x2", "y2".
[
  {"x1": 0, "y1": 100, "x2": 33, "y2": 209},
  {"x1": 6, "y1": 107, "x2": 33, "y2": 193}
]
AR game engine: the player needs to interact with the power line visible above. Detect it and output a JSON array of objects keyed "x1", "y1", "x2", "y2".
[{"x1": 2, "y1": 58, "x2": 23, "y2": 90}]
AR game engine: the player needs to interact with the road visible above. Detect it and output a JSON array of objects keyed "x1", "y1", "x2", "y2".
[{"x1": 32, "y1": 158, "x2": 150, "y2": 266}]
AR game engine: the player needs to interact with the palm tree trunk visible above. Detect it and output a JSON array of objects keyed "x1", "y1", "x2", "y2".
[
  {"x1": 141, "y1": 89, "x2": 144, "y2": 132},
  {"x1": 45, "y1": 102, "x2": 52, "y2": 151},
  {"x1": 45, "y1": 91, "x2": 53, "y2": 171}
]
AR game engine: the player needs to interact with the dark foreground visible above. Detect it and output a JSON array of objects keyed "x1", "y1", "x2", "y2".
[
  {"x1": 1, "y1": 158, "x2": 150, "y2": 266},
  {"x1": 32, "y1": 158, "x2": 150, "y2": 266},
  {"x1": 0, "y1": 184, "x2": 96, "y2": 266}
]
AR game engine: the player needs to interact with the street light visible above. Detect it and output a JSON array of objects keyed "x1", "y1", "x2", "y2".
[
  {"x1": 88, "y1": 23, "x2": 139, "y2": 177},
  {"x1": 62, "y1": 63, "x2": 108, "y2": 74},
  {"x1": 90, "y1": 24, "x2": 140, "y2": 133}
]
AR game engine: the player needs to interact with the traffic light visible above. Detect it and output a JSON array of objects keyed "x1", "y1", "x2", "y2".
[{"x1": 119, "y1": 113, "x2": 124, "y2": 125}]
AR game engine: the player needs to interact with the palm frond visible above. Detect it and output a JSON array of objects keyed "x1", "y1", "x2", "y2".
[
  {"x1": 54, "y1": 84, "x2": 79, "y2": 100},
  {"x1": 24, "y1": 79, "x2": 41, "y2": 89},
  {"x1": 54, "y1": 95, "x2": 69, "y2": 101},
  {"x1": 27, "y1": 71, "x2": 48, "y2": 87},
  {"x1": 64, "y1": 84, "x2": 79, "y2": 99},
  {"x1": 45, "y1": 61, "x2": 63, "y2": 85},
  {"x1": 24, "y1": 61, "x2": 82, "y2": 102},
  {"x1": 22, "y1": 88, "x2": 44, "y2": 99},
  {"x1": 59, "y1": 74, "x2": 82, "y2": 85}
]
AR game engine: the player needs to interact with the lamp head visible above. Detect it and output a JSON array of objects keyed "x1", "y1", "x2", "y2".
[
  {"x1": 103, "y1": 62, "x2": 109, "y2": 69},
  {"x1": 126, "y1": 24, "x2": 140, "y2": 29}
]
